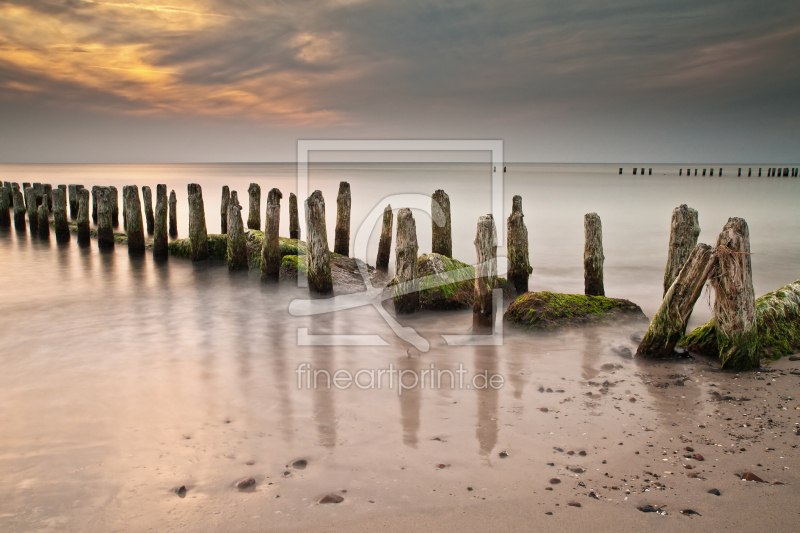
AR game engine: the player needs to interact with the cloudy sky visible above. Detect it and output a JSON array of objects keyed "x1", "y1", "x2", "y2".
[{"x1": 0, "y1": 0, "x2": 798, "y2": 163}]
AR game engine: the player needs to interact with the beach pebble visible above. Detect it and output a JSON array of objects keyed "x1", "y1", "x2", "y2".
[
  {"x1": 692, "y1": 454, "x2": 704, "y2": 461},
  {"x1": 292, "y1": 459, "x2": 308, "y2": 469},
  {"x1": 236, "y1": 477, "x2": 256, "y2": 489},
  {"x1": 708, "y1": 489, "x2": 721, "y2": 496},
  {"x1": 741, "y1": 472, "x2": 765, "y2": 482},
  {"x1": 173, "y1": 486, "x2": 187, "y2": 497},
  {"x1": 319, "y1": 494, "x2": 344, "y2": 504},
  {"x1": 550, "y1": 478, "x2": 561, "y2": 484},
  {"x1": 567, "y1": 501, "x2": 581, "y2": 507},
  {"x1": 681, "y1": 509, "x2": 701, "y2": 516},
  {"x1": 499, "y1": 451, "x2": 509, "y2": 458}
]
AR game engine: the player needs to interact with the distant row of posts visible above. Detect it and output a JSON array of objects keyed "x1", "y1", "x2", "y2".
[{"x1": 619, "y1": 167, "x2": 798, "y2": 177}]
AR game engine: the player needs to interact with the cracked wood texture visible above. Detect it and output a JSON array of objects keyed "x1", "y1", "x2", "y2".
[
  {"x1": 334, "y1": 181, "x2": 351, "y2": 257},
  {"x1": 187, "y1": 183, "x2": 209, "y2": 261},
  {"x1": 584, "y1": 212, "x2": 604, "y2": 297},
  {"x1": 473, "y1": 214, "x2": 497, "y2": 330},
  {"x1": 376, "y1": 204, "x2": 393, "y2": 271},
  {"x1": 305, "y1": 190, "x2": 333, "y2": 294},
  {"x1": 663, "y1": 204, "x2": 700, "y2": 297},
  {"x1": 261, "y1": 188, "x2": 283, "y2": 280},
  {"x1": 507, "y1": 195, "x2": 532, "y2": 295},
  {"x1": 394, "y1": 208, "x2": 419, "y2": 314},
  {"x1": 431, "y1": 189, "x2": 452, "y2": 258}
]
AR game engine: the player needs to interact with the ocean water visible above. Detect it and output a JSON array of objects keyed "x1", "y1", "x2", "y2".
[{"x1": 0, "y1": 163, "x2": 798, "y2": 531}]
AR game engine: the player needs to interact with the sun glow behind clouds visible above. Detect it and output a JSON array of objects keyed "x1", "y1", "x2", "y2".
[{"x1": 0, "y1": 1, "x2": 344, "y2": 125}]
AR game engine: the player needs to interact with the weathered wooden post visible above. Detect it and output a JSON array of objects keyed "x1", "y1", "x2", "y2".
[
  {"x1": 76, "y1": 189, "x2": 90, "y2": 245},
  {"x1": 247, "y1": 183, "x2": 261, "y2": 231},
  {"x1": 0, "y1": 187, "x2": 9, "y2": 227},
  {"x1": 220, "y1": 186, "x2": 230, "y2": 234},
  {"x1": 37, "y1": 204, "x2": 50, "y2": 239},
  {"x1": 227, "y1": 192, "x2": 247, "y2": 271},
  {"x1": 22, "y1": 182, "x2": 31, "y2": 208},
  {"x1": 96, "y1": 187, "x2": 115, "y2": 250},
  {"x1": 663, "y1": 204, "x2": 700, "y2": 297},
  {"x1": 109, "y1": 185, "x2": 119, "y2": 227},
  {"x1": 142, "y1": 186, "x2": 155, "y2": 235},
  {"x1": 92, "y1": 186, "x2": 99, "y2": 224},
  {"x1": 169, "y1": 190, "x2": 178, "y2": 237},
  {"x1": 68, "y1": 185, "x2": 82, "y2": 219},
  {"x1": 289, "y1": 193, "x2": 300, "y2": 240},
  {"x1": 261, "y1": 188, "x2": 283, "y2": 280},
  {"x1": 393, "y1": 208, "x2": 419, "y2": 313},
  {"x1": 33, "y1": 183, "x2": 43, "y2": 207},
  {"x1": 43, "y1": 184, "x2": 53, "y2": 211},
  {"x1": 637, "y1": 243, "x2": 714, "y2": 358},
  {"x1": 711, "y1": 217, "x2": 758, "y2": 369},
  {"x1": 507, "y1": 195, "x2": 532, "y2": 294},
  {"x1": 376, "y1": 204, "x2": 393, "y2": 271},
  {"x1": 25, "y1": 187, "x2": 38, "y2": 234},
  {"x1": 52, "y1": 188, "x2": 70, "y2": 243},
  {"x1": 431, "y1": 189, "x2": 452, "y2": 258},
  {"x1": 584, "y1": 213, "x2": 604, "y2": 296},
  {"x1": 153, "y1": 184, "x2": 168, "y2": 260},
  {"x1": 305, "y1": 190, "x2": 333, "y2": 294},
  {"x1": 187, "y1": 184, "x2": 209, "y2": 261},
  {"x1": 2, "y1": 182, "x2": 10, "y2": 205},
  {"x1": 13, "y1": 189, "x2": 26, "y2": 231},
  {"x1": 334, "y1": 181, "x2": 351, "y2": 256},
  {"x1": 122, "y1": 188, "x2": 127, "y2": 231},
  {"x1": 473, "y1": 214, "x2": 497, "y2": 330},
  {"x1": 123, "y1": 185, "x2": 145, "y2": 255}
]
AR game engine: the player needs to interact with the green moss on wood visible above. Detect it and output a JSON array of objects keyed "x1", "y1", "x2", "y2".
[
  {"x1": 169, "y1": 234, "x2": 227, "y2": 259},
  {"x1": 504, "y1": 291, "x2": 646, "y2": 330}
]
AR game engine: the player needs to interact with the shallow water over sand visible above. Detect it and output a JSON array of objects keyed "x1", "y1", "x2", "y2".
[{"x1": 0, "y1": 163, "x2": 798, "y2": 531}]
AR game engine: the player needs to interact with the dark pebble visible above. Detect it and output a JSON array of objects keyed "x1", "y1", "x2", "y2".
[
  {"x1": 681, "y1": 509, "x2": 701, "y2": 516},
  {"x1": 550, "y1": 478, "x2": 561, "y2": 484},
  {"x1": 638, "y1": 505, "x2": 659, "y2": 513},
  {"x1": 292, "y1": 459, "x2": 308, "y2": 469},
  {"x1": 319, "y1": 494, "x2": 344, "y2": 504},
  {"x1": 236, "y1": 477, "x2": 256, "y2": 489},
  {"x1": 499, "y1": 451, "x2": 509, "y2": 458},
  {"x1": 708, "y1": 489, "x2": 721, "y2": 496},
  {"x1": 568, "y1": 501, "x2": 581, "y2": 507},
  {"x1": 741, "y1": 472, "x2": 765, "y2": 482},
  {"x1": 173, "y1": 486, "x2": 187, "y2": 498}
]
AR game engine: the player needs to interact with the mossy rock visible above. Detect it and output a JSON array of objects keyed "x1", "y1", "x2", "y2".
[
  {"x1": 279, "y1": 254, "x2": 307, "y2": 280},
  {"x1": 168, "y1": 234, "x2": 227, "y2": 259},
  {"x1": 245, "y1": 230, "x2": 307, "y2": 271},
  {"x1": 504, "y1": 291, "x2": 647, "y2": 330},
  {"x1": 679, "y1": 280, "x2": 800, "y2": 365}
]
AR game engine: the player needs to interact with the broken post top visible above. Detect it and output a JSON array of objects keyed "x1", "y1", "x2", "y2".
[
  {"x1": 267, "y1": 188, "x2": 283, "y2": 204},
  {"x1": 431, "y1": 189, "x2": 452, "y2": 258},
  {"x1": 511, "y1": 195, "x2": 523, "y2": 215}
]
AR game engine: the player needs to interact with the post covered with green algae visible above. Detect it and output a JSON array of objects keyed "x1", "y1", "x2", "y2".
[
  {"x1": 680, "y1": 280, "x2": 800, "y2": 366},
  {"x1": 187, "y1": 183, "x2": 209, "y2": 262},
  {"x1": 305, "y1": 190, "x2": 333, "y2": 294},
  {"x1": 637, "y1": 243, "x2": 714, "y2": 358},
  {"x1": 504, "y1": 291, "x2": 646, "y2": 330},
  {"x1": 153, "y1": 184, "x2": 168, "y2": 260},
  {"x1": 507, "y1": 195, "x2": 532, "y2": 295},
  {"x1": 431, "y1": 189, "x2": 452, "y2": 258},
  {"x1": 226, "y1": 191, "x2": 248, "y2": 271},
  {"x1": 123, "y1": 185, "x2": 146, "y2": 256},
  {"x1": 261, "y1": 188, "x2": 283, "y2": 280},
  {"x1": 393, "y1": 208, "x2": 419, "y2": 314}
]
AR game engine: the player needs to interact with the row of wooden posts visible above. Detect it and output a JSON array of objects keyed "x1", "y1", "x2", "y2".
[{"x1": 620, "y1": 167, "x2": 799, "y2": 177}]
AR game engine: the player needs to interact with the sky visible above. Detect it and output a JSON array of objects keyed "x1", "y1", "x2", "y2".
[{"x1": 0, "y1": 0, "x2": 798, "y2": 163}]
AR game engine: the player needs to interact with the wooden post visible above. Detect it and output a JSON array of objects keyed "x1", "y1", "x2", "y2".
[
  {"x1": 77, "y1": 189, "x2": 90, "y2": 246},
  {"x1": 431, "y1": 189, "x2": 452, "y2": 258},
  {"x1": 305, "y1": 190, "x2": 333, "y2": 294},
  {"x1": 227, "y1": 192, "x2": 247, "y2": 271},
  {"x1": 168, "y1": 190, "x2": 178, "y2": 237},
  {"x1": 13, "y1": 189, "x2": 26, "y2": 231},
  {"x1": 121, "y1": 186, "x2": 127, "y2": 231},
  {"x1": 142, "y1": 186, "x2": 155, "y2": 235},
  {"x1": 37, "y1": 204, "x2": 50, "y2": 239},
  {"x1": 153, "y1": 184, "x2": 168, "y2": 260},
  {"x1": 261, "y1": 188, "x2": 283, "y2": 280},
  {"x1": 711, "y1": 217, "x2": 758, "y2": 369},
  {"x1": 0, "y1": 186, "x2": 9, "y2": 227},
  {"x1": 376, "y1": 204, "x2": 393, "y2": 271},
  {"x1": 123, "y1": 185, "x2": 145, "y2": 255},
  {"x1": 43, "y1": 184, "x2": 53, "y2": 211},
  {"x1": 473, "y1": 214, "x2": 497, "y2": 330},
  {"x1": 68, "y1": 185, "x2": 83, "y2": 219},
  {"x1": 393, "y1": 208, "x2": 419, "y2": 313},
  {"x1": 109, "y1": 186, "x2": 119, "y2": 228},
  {"x1": 22, "y1": 182, "x2": 31, "y2": 209},
  {"x1": 96, "y1": 187, "x2": 115, "y2": 250},
  {"x1": 663, "y1": 204, "x2": 700, "y2": 297},
  {"x1": 187, "y1": 183, "x2": 209, "y2": 261},
  {"x1": 507, "y1": 195, "x2": 532, "y2": 294},
  {"x1": 583, "y1": 213, "x2": 604, "y2": 296},
  {"x1": 33, "y1": 183, "x2": 43, "y2": 207},
  {"x1": 220, "y1": 185, "x2": 230, "y2": 234},
  {"x1": 289, "y1": 192, "x2": 300, "y2": 240},
  {"x1": 334, "y1": 181, "x2": 351, "y2": 256},
  {"x1": 92, "y1": 186, "x2": 99, "y2": 224},
  {"x1": 25, "y1": 187, "x2": 38, "y2": 234},
  {"x1": 247, "y1": 183, "x2": 261, "y2": 231},
  {"x1": 637, "y1": 243, "x2": 714, "y2": 358},
  {"x1": 2, "y1": 182, "x2": 10, "y2": 206},
  {"x1": 52, "y1": 188, "x2": 70, "y2": 243}
]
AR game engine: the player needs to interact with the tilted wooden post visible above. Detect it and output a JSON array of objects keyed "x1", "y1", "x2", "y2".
[
  {"x1": 0, "y1": 186, "x2": 10, "y2": 227},
  {"x1": 712, "y1": 217, "x2": 758, "y2": 369},
  {"x1": 289, "y1": 192, "x2": 300, "y2": 240},
  {"x1": 187, "y1": 183, "x2": 209, "y2": 261},
  {"x1": 473, "y1": 214, "x2": 497, "y2": 329},
  {"x1": 52, "y1": 188, "x2": 70, "y2": 243},
  {"x1": 153, "y1": 184, "x2": 168, "y2": 260},
  {"x1": 123, "y1": 185, "x2": 145, "y2": 255},
  {"x1": 168, "y1": 190, "x2": 178, "y2": 237},
  {"x1": 109, "y1": 185, "x2": 119, "y2": 228},
  {"x1": 393, "y1": 208, "x2": 419, "y2": 314},
  {"x1": 37, "y1": 204, "x2": 50, "y2": 239},
  {"x1": 663, "y1": 204, "x2": 700, "y2": 297},
  {"x1": 334, "y1": 181, "x2": 351, "y2": 256},
  {"x1": 142, "y1": 186, "x2": 155, "y2": 235},
  {"x1": 227, "y1": 191, "x2": 247, "y2": 271},
  {"x1": 261, "y1": 188, "x2": 283, "y2": 280},
  {"x1": 77, "y1": 188, "x2": 90, "y2": 246},
  {"x1": 247, "y1": 183, "x2": 261, "y2": 231},
  {"x1": 68, "y1": 185, "x2": 83, "y2": 220},
  {"x1": 376, "y1": 204, "x2": 393, "y2": 271},
  {"x1": 220, "y1": 185, "x2": 230, "y2": 234},
  {"x1": 637, "y1": 243, "x2": 714, "y2": 358},
  {"x1": 584, "y1": 213, "x2": 604, "y2": 296},
  {"x1": 13, "y1": 189, "x2": 26, "y2": 231},
  {"x1": 96, "y1": 187, "x2": 115, "y2": 250},
  {"x1": 431, "y1": 189, "x2": 452, "y2": 257},
  {"x1": 25, "y1": 187, "x2": 38, "y2": 234},
  {"x1": 305, "y1": 190, "x2": 333, "y2": 294},
  {"x1": 507, "y1": 195, "x2": 532, "y2": 294}
]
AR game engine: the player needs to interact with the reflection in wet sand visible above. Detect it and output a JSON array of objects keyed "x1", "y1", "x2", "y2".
[
  {"x1": 398, "y1": 354, "x2": 422, "y2": 448},
  {"x1": 474, "y1": 346, "x2": 499, "y2": 457}
]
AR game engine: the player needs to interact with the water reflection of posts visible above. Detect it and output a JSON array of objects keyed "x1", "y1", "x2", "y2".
[
  {"x1": 474, "y1": 346, "x2": 499, "y2": 457},
  {"x1": 398, "y1": 354, "x2": 422, "y2": 448}
]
